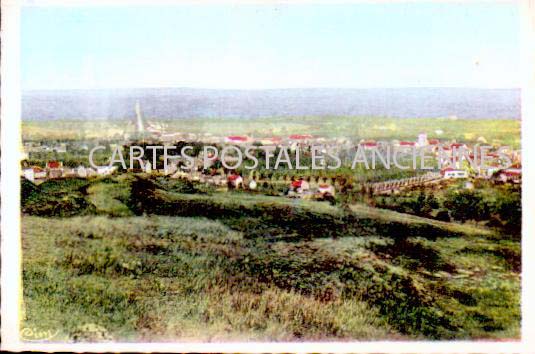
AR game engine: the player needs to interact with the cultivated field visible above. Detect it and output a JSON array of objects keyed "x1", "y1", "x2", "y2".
[{"x1": 22, "y1": 116, "x2": 521, "y2": 148}]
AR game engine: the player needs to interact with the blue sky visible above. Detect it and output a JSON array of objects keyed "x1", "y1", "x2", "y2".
[{"x1": 21, "y1": 3, "x2": 521, "y2": 90}]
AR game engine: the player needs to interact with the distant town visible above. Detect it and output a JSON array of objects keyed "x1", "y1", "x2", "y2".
[{"x1": 21, "y1": 102, "x2": 521, "y2": 204}]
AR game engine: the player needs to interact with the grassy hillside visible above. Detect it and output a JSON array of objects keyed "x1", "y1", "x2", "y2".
[{"x1": 21, "y1": 176, "x2": 520, "y2": 341}]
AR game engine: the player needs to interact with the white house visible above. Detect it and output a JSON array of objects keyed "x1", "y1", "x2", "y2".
[
  {"x1": 77, "y1": 166, "x2": 88, "y2": 178},
  {"x1": 227, "y1": 174, "x2": 243, "y2": 188},
  {"x1": 23, "y1": 168, "x2": 35, "y2": 182},
  {"x1": 53, "y1": 143, "x2": 67, "y2": 153},
  {"x1": 96, "y1": 166, "x2": 117, "y2": 176},
  {"x1": 417, "y1": 132, "x2": 428, "y2": 147},
  {"x1": 317, "y1": 184, "x2": 335, "y2": 196},
  {"x1": 86, "y1": 168, "x2": 97, "y2": 177},
  {"x1": 144, "y1": 161, "x2": 152, "y2": 174},
  {"x1": 249, "y1": 179, "x2": 258, "y2": 190},
  {"x1": 290, "y1": 179, "x2": 310, "y2": 193},
  {"x1": 23, "y1": 167, "x2": 47, "y2": 182},
  {"x1": 442, "y1": 168, "x2": 468, "y2": 179}
]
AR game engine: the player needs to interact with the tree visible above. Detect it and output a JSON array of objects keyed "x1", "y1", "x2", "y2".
[
  {"x1": 443, "y1": 190, "x2": 490, "y2": 223},
  {"x1": 493, "y1": 190, "x2": 521, "y2": 233},
  {"x1": 425, "y1": 193, "x2": 440, "y2": 209}
]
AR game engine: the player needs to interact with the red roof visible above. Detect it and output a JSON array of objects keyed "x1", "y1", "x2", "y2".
[
  {"x1": 227, "y1": 136, "x2": 248, "y2": 142},
  {"x1": 291, "y1": 180, "x2": 302, "y2": 188},
  {"x1": 450, "y1": 143, "x2": 465, "y2": 148},
  {"x1": 502, "y1": 169, "x2": 521, "y2": 176},
  {"x1": 399, "y1": 141, "x2": 416, "y2": 146},
  {"x1": 428, "y1": 139, "x2": 439, "y2": 145},
  {"x1": 440, "y1": 167, "x2": 459, "y2": 175},
  {"x1": 289, "y1": 134, "x2": 313, "y2": 140},
  {"x1": 228, "y1": 174, "x2": 242, "y2": 181},
  {"x1": 362, "y1": 141, "x2": 377, "y2": 147},
  {"x1": 47, "y1": 161, "x2": 61, "y2": 169}
]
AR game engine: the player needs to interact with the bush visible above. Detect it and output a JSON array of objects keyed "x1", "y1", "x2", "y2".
[
  {"x1": 444, "y1": 190, "x2": 490, "y2": 223},
  {"x1": 435, "y1": 209, "x2": 451, "y2": 222}
]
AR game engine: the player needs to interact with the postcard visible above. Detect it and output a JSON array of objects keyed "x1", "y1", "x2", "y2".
[{"x1": 1, "y1": 0, "x2": 534, "y2": 352}]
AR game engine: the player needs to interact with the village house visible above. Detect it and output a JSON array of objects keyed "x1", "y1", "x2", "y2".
[
  {"x1": 47, "y1": 169, "x2": 62, "y2": 179},
  {"x1": 96, "y1": 166, "x2": 117, "y2": 176},
  {"x1": 317, "y1": 183, "x2": 336, "y2": 196},
  {"x1": 22, "y1": 168, "x2": 35, "y2": 182},
  {"x1": 289, "y1": 134, "x2": 313, "y2": 141},
  {"x1": 225, "y1": 136, "x2": 250, "y2": 144},
  {"x1": 290, "y1": 178, "x2": 310, "y2": 194},
  {"x1": 360, "y1": 140, "x2": 378, "y2": 150},
  {"x1": 62, "y1": 168, "x2": 77, "y2": 178},
  {"x1": 47, "y1": 160, "x2": 63, "y2": 169},
  {"x1": 399, "y1": 141, "x2": 416, "y2": 147},
  {"x1": 248, "y1": 179, "x2": 258, "y2": 190},
  {"x1": 24, "y1": 142, "x2": 51, "y2": 153},
  {"x1": 288, "y1": 134, "x2": 314, "y2": 146},
  {"x1": 144, "y1": 161, "x2": 153, "y2": 174},
  {"x1": 257, "y1": 137, "x2": 282, "y2": 146},
  {"x1": 227, "y1": 174, "x2": 243, "y2": 188},
  {"x1": 493, "y1": 168, "x2": 521, "y2": 184},
  {"x1": 450, "y1": 142, "x2": 466, "y2": 150},
  {"x1": 441, "y1": 167, "x2": 468, "y2": 179},
  {"x1": 77, "y1": 165, "x2": 88, "y2": 178},
  {"x1": 46, "y1": 161, "x2": 64, "y2": 179},
  {"x1": 417, "y1": 132, "x2": 428, "y2": 147},
  {"x1": 22, "y1": 167, "x2": 47, "y2": 182},
  {"x1": 53, "y1": 143, "x2": 67, "y2": 153}
]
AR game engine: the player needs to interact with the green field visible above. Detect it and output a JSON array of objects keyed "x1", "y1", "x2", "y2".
[
  {"x1": 21, "y1": 176, "x2": 520, "y2": 341},
  {"x1": 22, "y1": 116, "x2": 521, "y2": 148}
]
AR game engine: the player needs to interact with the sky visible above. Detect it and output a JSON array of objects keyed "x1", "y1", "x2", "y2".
[{"x1": 21, "y1": 3, "x2": 521, "y2": 90}]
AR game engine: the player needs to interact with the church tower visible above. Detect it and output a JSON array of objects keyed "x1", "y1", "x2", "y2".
[{"x1": 135, "y1": 100, "x2": 145, "y2": 133}]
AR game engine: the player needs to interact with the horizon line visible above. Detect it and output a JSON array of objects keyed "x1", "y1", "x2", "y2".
[{"x1": 21, "y1": 86, "x2": 521, "y2": 93}]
